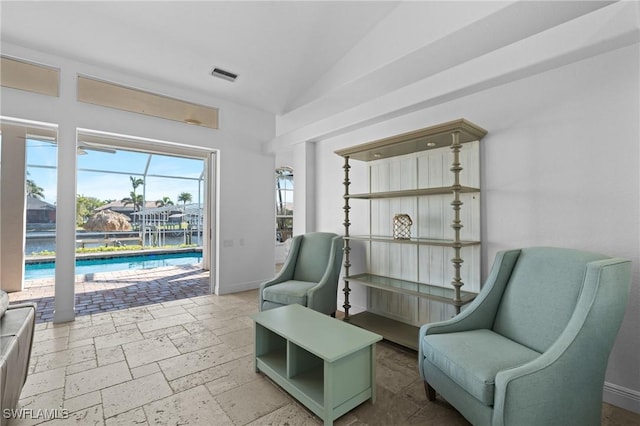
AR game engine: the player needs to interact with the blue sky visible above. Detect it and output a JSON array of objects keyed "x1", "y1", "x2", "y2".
[{"x1": 27, "y1": 140, "x2": 204, "y2": 205}]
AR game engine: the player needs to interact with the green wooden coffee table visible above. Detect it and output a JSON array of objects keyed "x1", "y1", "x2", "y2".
[{"x1": 251, "y1": 304, "x2": 382, "y2": 425}]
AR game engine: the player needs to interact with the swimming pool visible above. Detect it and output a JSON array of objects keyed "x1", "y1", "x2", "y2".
[{"x1": 25, "y1": 252, "x2": 203, "y2": 280}]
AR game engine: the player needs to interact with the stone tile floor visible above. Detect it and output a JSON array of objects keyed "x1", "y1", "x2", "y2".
[{"x1": 6, "y1": 267, "x2": 639, "y2": 425}]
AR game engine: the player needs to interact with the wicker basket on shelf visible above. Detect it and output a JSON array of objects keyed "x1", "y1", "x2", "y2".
[{"x1": 393, "y1": 214, "x2": 412, "y2": 240}]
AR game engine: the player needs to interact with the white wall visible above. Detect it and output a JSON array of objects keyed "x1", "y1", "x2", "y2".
[
  {"x1": 313, "y1": 44, "x2": 640, "y2": 411},
  {"x1": 1, "y1": 42, "x2": 277, "y2": 297},
  {"x1": 292, "y1": 141, "x2": 316, "y2": 235}
]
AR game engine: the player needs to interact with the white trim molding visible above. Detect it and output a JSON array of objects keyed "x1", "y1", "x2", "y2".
[{"x1": 604, "y1": 382, "x2": 640, "y2": 414}]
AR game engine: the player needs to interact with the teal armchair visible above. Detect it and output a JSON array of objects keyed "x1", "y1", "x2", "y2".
[
  {"x1": 260, "y1": 232, "x2": 344, "y2": 316},
  {"x1": 419, "y1": 247, "x2": 631, "y2": 426}
]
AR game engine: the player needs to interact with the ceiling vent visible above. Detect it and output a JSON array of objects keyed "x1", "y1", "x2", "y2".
[{"x1": 211, "y1": 67, "x2": 238, "y2": 82}]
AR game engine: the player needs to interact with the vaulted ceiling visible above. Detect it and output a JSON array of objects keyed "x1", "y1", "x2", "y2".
[
  {"x1": 1, "y1": 1, "x2": 616, "y2": 123},
  {"x1": 1, "y1": 1, "x2": 398, "y2": 114}
]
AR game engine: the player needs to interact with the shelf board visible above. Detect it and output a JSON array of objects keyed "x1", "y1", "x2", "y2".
[
  {"x1": 347, "y1": 186, "x2": 479, "y2": 199},
  {"x1": 346, "y1": 311, "x2": 419, "y2": 350},
  {"x1": 345, "y1": 235, "x2": 480, "y2": 248},
  {"x1": 346, "y1": 273, "x2": 477, "y2": 305},
  {"x1": 256, "y1": 357, "x2": 324, "y2": 417},
  {"x1": 288, "y1": 368, "x2": 324, "y2": 408},
  {"x1": 334, "y1": 118, "x2": 487, "y2": 161},
  {"x1": 256, "y1": 351, "x2": 286, "y2": 375}
]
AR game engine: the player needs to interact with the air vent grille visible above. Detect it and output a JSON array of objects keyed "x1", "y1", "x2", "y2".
[{"x1": 211, "y1": 67, "x2": 238, "y2": 82}]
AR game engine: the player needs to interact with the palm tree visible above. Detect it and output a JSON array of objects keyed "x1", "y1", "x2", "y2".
[
  {"x1": 121, "y1": 176, "x2": 145, "y2": 212},
  {"x1": 129, "y1": 176, "x2": 144, "y2": 192},
  {"x1": 155, "y1": 196, "x2": 174, "y2": 207},
  {"x1": 121, "y1": 192, "x2": 144, "y2": 212},
  {"x1": 177, "y1": 192, "x2": 192, "y2": 206},
  {"x1": 176, "y1": 192, "x2": 193, "y2": 245},
  {"x1": 26, "y1": 179, "x2": 45, "y2": 199}
]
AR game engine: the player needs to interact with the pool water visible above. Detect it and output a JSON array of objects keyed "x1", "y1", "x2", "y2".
[{"x1": 25, "y1": 252, "x2": 203, "y2": 280}]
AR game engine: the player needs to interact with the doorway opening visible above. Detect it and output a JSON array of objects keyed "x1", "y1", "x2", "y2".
[{"x1": 75, "y1": 129, "x2": 218, "y2": 294}]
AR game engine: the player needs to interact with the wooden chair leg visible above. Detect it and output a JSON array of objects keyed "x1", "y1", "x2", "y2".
[{"x1": 424, "y1": 381, "x2": 436, "y2": 401}]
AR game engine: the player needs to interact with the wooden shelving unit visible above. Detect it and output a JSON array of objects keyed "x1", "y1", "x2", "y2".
[{"x1": 335, "y1": 118, "x2": 487, "y2": 350}]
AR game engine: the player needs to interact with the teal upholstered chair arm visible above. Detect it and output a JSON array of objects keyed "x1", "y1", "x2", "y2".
[
  {"x1": 259, "y1": 235, "x2": 302, "y2": 305},
  {"x1": 307, "y1": 235, "x2": 344, "y2": 314},
  {"x1": 422, "y1": 249, "x2": 522, "y2": 336},
  {"x1": 492, "y1": 258, "x2": 632, "y2": 426}
]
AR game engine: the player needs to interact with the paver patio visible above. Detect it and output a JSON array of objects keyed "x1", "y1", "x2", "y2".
[{"x1": 7, "y1": 265, "x2": 210, "y2": 323}]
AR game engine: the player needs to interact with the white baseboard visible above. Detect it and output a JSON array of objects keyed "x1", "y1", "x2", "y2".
[
  {"x1": 604, "y1": 382, "x2": 640, "y2": 414},
  {"x1": 217, "y1": 279, "x2": 262, "y2": 295}
]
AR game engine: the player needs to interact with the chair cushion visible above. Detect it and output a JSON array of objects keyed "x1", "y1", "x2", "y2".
[
  {"x1": 261, "y1": 300, "x2": 286, "y2": 311},
  {"x1": 422, "y1": 329, "x2": 540, "y2": 405},
  {"x1": 262, "y1": 280, "x2": 317, "y2": 306}
]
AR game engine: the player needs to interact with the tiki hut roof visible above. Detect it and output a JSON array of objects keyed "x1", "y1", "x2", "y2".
[{"x1": 83, "y1": 209, "x2": 132, "y2": 232}]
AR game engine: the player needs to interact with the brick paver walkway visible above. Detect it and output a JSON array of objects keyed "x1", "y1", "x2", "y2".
[{"x1": 7, "y1": 265, "x2": 210, "y2": 323}]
